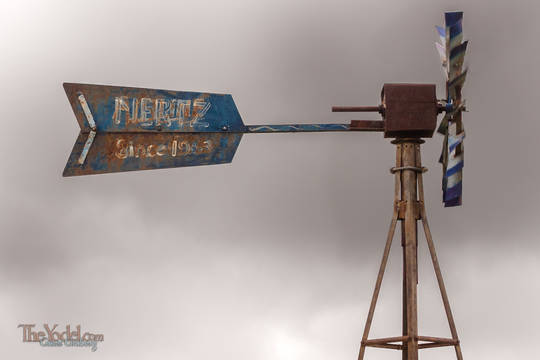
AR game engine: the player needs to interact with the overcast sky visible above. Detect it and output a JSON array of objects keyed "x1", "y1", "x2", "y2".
[{"x1": 1, "y1": 0, "x2": 539, "y2": 359}]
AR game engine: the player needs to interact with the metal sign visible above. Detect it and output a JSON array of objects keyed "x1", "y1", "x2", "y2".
[
  {"x1": 64, "y1": 83, "x2": 245, "y2": 133},
  {"x1": 63, "y1": 83, "x2": 353, "y2": 176},
  {"x1": 63, "y1": 83, "x2": 247, "y2": 176},
  {"x1": 64, "y1": 132, "x2": 242, "y2": 176}
]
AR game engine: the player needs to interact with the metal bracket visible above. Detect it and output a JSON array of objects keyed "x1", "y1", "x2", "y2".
[{"x1": 390, "y1": 166, "x2": 427, "y2": 174}]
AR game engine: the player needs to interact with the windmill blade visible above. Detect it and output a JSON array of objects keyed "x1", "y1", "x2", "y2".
[
  {"x1": 436, "y1": 11, "x2": 468, "y2": 207},
  {"x1": 448, "y1": 69, "x2": 468, "y2": 100},
  {"x1": 62, "y1": 83, "x2": 354, "y2": 176},
  {"x1": 445, "y1": 12, "x2": 463, "y2": 46},
  {"x1": 448, "y1": 41, "x2": 468, "y2": 80},
  {"x1": 447, "y1": 20, "x2": 463, "y2": 54},
  {"x1": 435, "y1": 42, "x2": 448, "y2": 77},
  {"x1": 436, "y1": 25, "x2": 446, "y2": 47}
]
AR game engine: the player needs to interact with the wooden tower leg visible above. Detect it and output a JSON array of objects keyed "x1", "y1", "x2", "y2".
[
  {"x1": 400, "y1": 141, "x2": 420, "y2": 360},
  {"x1": 358, "y1": 143, "x2": 402, "y2": 360},
  {"x1": 357, "y1": 141, "x2": 463, "y2": 360},
  {"x1": 415, "y1": 144, "x2": 463, "y2": 360}
]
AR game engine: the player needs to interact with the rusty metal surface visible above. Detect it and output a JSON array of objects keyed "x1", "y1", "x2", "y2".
[
  {"x1": 64, "y1": 83, "x2": 245, "y2": 133},
  {"x1": 77, "y1": 93, "x2": 96, "y2": 130},
  {"x1": 349, "y1": 120, "x2": 384, "y2": 131},
  {"x1": 64, "y1": 132, "x2": 242, "y2": 176},
  {"x1": 331, "y1": 84, "x2": 439, "y2": 138},
  {"x1": 381, "y1": 84, "x2": 438, "y2": 138},
  {"x1": 63, "y1": 83, "x2": 356, "y2": 176},
  {"x1": 331, "y1": 106, "x2": 383, "y2": 113}
]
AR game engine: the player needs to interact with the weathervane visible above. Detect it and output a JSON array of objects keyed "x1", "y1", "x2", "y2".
[{"x1": 63, "y1": 12, "x2": 468, "y2": 360}]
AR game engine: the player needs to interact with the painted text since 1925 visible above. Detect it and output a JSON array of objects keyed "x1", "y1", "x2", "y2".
[{"x1": 114, "y1": 138, "x2": 213, "y2": 159}]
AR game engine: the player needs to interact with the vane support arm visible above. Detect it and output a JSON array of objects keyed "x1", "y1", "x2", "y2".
[{"x1": 245, "y1": 122, "x2": 384, "y2": 133}]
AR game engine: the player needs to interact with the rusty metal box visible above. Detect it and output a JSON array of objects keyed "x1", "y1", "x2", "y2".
[{"x1": 382, "y1": 84, "x2": 437, "y2": 138}]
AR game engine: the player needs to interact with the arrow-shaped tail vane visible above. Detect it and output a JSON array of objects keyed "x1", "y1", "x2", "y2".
[
  {"x1": 63, "y1": 83, "x2": 380, "y2": 177},
  {"x1": 435, "y1": 11, "x2": 468, "y2": 207}
]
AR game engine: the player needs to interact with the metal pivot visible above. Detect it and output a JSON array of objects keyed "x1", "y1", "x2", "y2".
[{"x1": 357, "y1": 140, "x2": 463, "y2": 360}]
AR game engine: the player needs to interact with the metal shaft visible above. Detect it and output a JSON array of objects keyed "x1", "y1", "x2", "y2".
[{"x1": 331, "y1": 106, "x2": 382, "y2": 112}]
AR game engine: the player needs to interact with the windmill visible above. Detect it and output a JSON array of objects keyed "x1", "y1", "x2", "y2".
[{"x1": 62, "y1": 11, "x2": 468, "y2": 360}]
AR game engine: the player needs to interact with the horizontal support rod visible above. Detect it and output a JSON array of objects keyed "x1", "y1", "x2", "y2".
[
  {"x1": 363, "y1": 336, "x2": 409, "y2": 345},
  {"x1": 332, "y1": 106, "x2": 383, "y2": 113},
  {"x1": 418, "y1": 342, "x2": 458, "y2": 349},
  {"x1": 80, "y1": 124, "x2": 352, "y2": 135},
  {"x1": 363, "y1": 342, "x2": 456, "y2": 351},
  {"x1": 245, "y1": 124, "x2": 350, "y2": 133},
  {"x1": 80, "y1": 121, "x2": 383, "y2": 135},
  {"x1": 364, "y1": 343, "x2": 402, "y2": 350},
  {"x1": 361, "y1": 336, "x2": 458, "y2": 352},
  {"x1": 417, "y1": 336, "x2": 458, "y2": 344},
  {"x1": 363, "y1": 335, "x2": 457, "y2": 346}
]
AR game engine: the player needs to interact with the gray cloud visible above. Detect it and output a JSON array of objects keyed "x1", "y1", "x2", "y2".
[{"x1": 1, "y1": 0, "x2": 539, "y2": 359}]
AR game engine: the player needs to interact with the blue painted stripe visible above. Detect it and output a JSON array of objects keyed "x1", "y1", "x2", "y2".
[
  {"x1": 448, "y1": 21, "x2": 463, "y2": 46},
  {"x1": 436, "y1": 25, "x2": 446, "y2": 38},
  {"x1": 448, "y1": 132, "x2": 465, "y2": 153},
  {"x1": 444, "y1": 181, "x2": 462, "y2": 202},
  {"x1": 448, "y1": 22, "x2": 463, "y2": 47},
  {"x1": 446, "y1": 160, "x2": 464, "y2": 177},
  {"x1": 445, "y1": 11, "x2": 463, "y2": 27},
  {"x1": 444, "y1": 196, "x2": 462, "y2": 207},
  {"x1": 448, "y1": 140, "x2": 461, "y2": 154}
]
